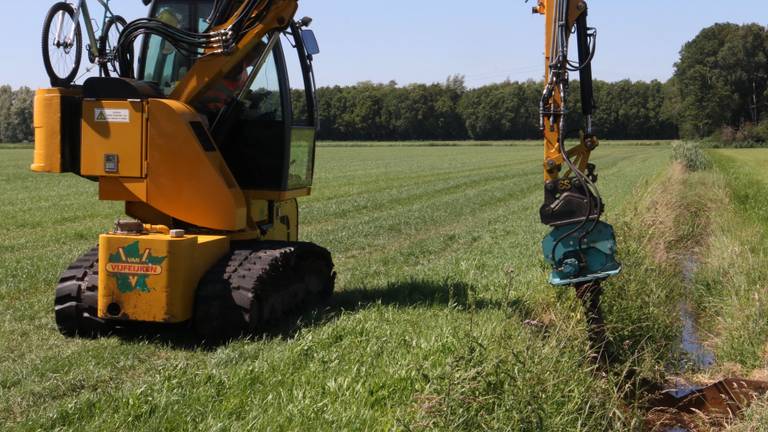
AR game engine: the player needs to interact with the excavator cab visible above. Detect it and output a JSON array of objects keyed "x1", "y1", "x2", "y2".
[{"x1": 140, "y1": 0, "x2": 321, "y2": 194}]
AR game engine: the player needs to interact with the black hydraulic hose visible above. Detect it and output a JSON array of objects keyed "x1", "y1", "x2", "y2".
[
  {"x1": 577, "y1": 171, "x2": 603, "y2": 253},
  {"x1": 547, "y1": 2, "x2": 602, "y2": 270},
  {"x1": 566, "y1": 27, "x2": 596, "y2": 72},
  {"x1": 116, "y1": 19, "x2": 223, "y2": 75},
  {"x1": 116, "y1": 0, "x2": 273, "y2": 77},
  {"x1": 575, "y1": 14, "x2": 595, "y2": 117},
  {"x1": 206, "y1": 0, "x2": 229, "y2": 29},
  {"x1": 573, "y1": 11, "x2": 603, "y2": 250},
  {"x1": 549, "y1": 82, "x2": 594, "y2": 267}
]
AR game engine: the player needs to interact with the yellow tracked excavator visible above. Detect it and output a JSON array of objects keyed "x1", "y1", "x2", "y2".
[
  {"x1": 33, "y1": 0, "x2": 334, "y2": 339},
  {"x1": 32, "y1": 0, "x2": 619, "y2": 344}
]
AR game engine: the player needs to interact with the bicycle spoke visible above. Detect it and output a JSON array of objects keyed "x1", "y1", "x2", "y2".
[{"x1": 48, "y1": 11, "x2": 78, "y2": 79}]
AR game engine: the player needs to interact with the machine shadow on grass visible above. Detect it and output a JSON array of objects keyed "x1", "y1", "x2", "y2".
[{"x1": 109, "y1": 278, "x2": 536, "y2": 350}]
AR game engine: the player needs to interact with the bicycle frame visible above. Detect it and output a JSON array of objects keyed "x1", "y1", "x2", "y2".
[{"x1": 54, "y1": 0, "x2": 115, "y2": 60}]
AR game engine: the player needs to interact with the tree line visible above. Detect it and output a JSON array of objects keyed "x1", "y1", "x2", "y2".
[
  {"x1": 0, "y1": 79, "x2": 683, "y2": 143},
  {"x1": 306, "y1": 77, "x2": 679, "y2": 141},
  {"x1": 2, "y1": 23, "x2": 765, "y2": 144},
  {"x1": 0, "y1": 86, "x2": 34, "y2": 143}
]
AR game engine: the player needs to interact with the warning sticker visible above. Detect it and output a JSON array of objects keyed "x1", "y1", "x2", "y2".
[{"x1": 95, "y1": 109, "x2": 130, "y2": 123}]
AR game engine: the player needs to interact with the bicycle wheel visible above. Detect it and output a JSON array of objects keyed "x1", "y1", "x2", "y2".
[
  {"x1": 99, "y1": 15, "x2": 128, "y2": 78},
  {"x1": 41, "y1": 2, "x2": 82, "y2": 87}
]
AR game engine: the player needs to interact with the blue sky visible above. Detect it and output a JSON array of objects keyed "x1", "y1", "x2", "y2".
[{"x1": 2, "y1": 0, "x2": 767, "y2": 89}]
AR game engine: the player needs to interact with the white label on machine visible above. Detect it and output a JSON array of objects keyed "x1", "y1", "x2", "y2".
[{"x1": 94, "y1": 109, "x2": 130, "y2": 123}]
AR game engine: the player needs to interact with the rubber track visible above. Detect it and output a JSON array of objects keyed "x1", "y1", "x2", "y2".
[
  {"x1": 195, "y1": 241, "x2": 335, "y2": 340},
  {"x1": 54, "y1": 247, "x2": 106, "y2": 337}
]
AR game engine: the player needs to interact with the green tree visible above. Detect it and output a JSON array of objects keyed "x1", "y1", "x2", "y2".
[
  {"x1": 0, "y1": 86, "x2": 34, "y2": 143},
  {"x1": 458, "y1": 81, "x2": 540, "y2": 140},
  {"x1": 673, "y1": 23, "x2": 768, "y2": 138},
  {"x1": 9, "y1": 87, "x2": 34, "y2": 142},
  {"x1": 0, "y1": 85, "x2": 13, "y2": 142}
]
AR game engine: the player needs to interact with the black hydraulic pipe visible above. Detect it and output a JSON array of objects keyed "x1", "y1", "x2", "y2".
[{"x1": 576, "y1": 13, "x2": 595, "y2": 117}]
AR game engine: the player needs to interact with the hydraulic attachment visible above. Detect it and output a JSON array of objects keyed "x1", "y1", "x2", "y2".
[{"x1": 534, "y1": 0, "x2": 621, "y2": 287}]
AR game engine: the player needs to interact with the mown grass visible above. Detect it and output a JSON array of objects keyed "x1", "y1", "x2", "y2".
[
  {"x1": 0, "y1": 143, "x2": 33, "y2": 149},
  {"x1": 0, "y1": 144, "x2": 683, "y2": 430}
]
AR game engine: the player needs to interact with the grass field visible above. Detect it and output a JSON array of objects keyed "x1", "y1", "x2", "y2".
[{"x1": 0, "y1": 142, "x2": 765, "y2": 430}]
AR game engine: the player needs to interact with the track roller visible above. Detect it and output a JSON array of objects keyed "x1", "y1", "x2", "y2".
[
  {"x1": 54, "y1": 247, "x2": 107, "y2": 337},
  {"x1": 194, "y1": 241, "x2": 336, "y2": 341}
]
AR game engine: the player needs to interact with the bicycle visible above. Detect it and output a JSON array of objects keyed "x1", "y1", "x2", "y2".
[{"x1": 41, "y1": 0, "x2": 129, "y2": 87}]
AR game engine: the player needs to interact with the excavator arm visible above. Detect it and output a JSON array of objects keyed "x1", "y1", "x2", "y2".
[
  {"x1": 117, "y1": 0, "x2": 300, "y2": 104},
  {"x1": 534, "y1": 0, "x2": 621, "y2": 286}
]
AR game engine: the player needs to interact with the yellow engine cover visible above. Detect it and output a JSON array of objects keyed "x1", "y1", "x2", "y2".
[
  {"x1": 97, "y1": 233, "x2": 229, "y2": 323},
  {"x1": 81, "y1": 100, "x2": 145, "y2": 178}
]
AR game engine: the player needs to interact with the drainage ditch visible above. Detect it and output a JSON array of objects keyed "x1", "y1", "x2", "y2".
[{"x1": 643, "y1": 254, "x2": 768, "y2": 431}]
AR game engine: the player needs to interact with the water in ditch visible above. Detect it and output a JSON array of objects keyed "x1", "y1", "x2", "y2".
[
  {"x1": 675, "y1": 254, "x2": 715, "y2": 372},
  {"x1": 645, "y1": 254, "x2": 767, "y2": 431},
  {"x1": 650, "y1": 254, "x2": 716, "y2": 431}
]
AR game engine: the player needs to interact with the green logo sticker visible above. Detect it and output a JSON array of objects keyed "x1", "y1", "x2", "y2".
[{"x1": 106, "y1": 241, "x2": 167, "y2": 293}]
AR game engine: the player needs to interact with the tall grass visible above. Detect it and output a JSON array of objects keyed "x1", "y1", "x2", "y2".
[
  {"x1": 671, "y1": 141, "x2": 712, "y2": 171},
  {"x1": 676, "y1": 149, "x2": 768, "y2": 429},
  {"x1": 689, "y1": 150, "x2": 768, "y2": 371}
]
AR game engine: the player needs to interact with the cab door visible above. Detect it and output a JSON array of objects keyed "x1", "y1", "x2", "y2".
[
  {"x1": 283, "y1": 22, "x2": 320, "y2": 190},
  {"x1": 200, "y1": 27, "x2": 320, "y2": 194}
]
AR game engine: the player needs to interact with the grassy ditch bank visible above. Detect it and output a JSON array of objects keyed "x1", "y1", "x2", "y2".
[
  {"x1": 695, "y1": 149, "x2": 768, "y2": 373},
  {"x1": 317, "y1": 140, "x2": 677, "y2": 148},
  {"x1": 690, "y1": 149, "x2": 768, "y2": 428},
  {"x1": 634, "y1": 145, "x2": 768, "y2": 430}
]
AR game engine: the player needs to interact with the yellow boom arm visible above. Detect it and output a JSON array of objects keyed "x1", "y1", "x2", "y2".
[
  {"x1": 534, "y1": 0, "x2": 596, "y2": 183},
  {"x1": 534, "y1": 0, "x2": 622, "y2": 287}
]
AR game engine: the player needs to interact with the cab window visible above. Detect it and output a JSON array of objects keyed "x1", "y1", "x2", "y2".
[
  {"x1": 211, "y1": 39, "x2": 292, "y2": 190},
  {"x1": 241, "y1": 50, "x2": 283, "y2": 122},
  {"x1": 192, "y1": 38, "x2": 271, "y2": 125},
  {"x1": 140, "y1": 0, "x2": 213, "y2": 95}
]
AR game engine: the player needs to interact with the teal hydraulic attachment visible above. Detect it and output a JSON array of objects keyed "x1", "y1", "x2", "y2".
[{"x1": 542, "y1": 221, "x2": 622, "y2": 286}]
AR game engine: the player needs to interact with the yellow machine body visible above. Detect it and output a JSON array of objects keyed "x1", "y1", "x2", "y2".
[
  {"x1": 96, "y1": 190, "x2": 299, "y2": 324},
  {"x1": 81, "y1": 100, "x2": 146, "y2": 178},
  {"x1": 31, "y1": 87, "x2": 81, "y2": 174},
  {"x1": 98, "y1": 233, "x2": 230, "y2": 322},
  {"x1": 33, "y1": 89, "x2": 307, "y2": 238},
  {"x1": 33, "y1": 88, "x2": 305, "y2": 324},
  {"x1": 534, "y1": 0, "x2": 596, "y2": 182},
  {"x1": 31, "y1": 88, "x2": 67, "y2": 173},
  {"x1": 80, "y1": 97, "x2": 249, "y2": 231}
]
